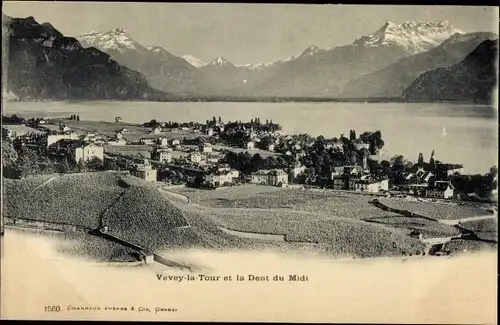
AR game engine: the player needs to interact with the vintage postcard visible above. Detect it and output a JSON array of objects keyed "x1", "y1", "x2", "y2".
[{"x1": 1, "y1": 2, "x2": 498, "y2": 323}]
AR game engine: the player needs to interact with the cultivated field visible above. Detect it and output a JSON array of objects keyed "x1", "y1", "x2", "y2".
[
  {"x1": 459, "y1": 218, "x2": 498, "y2": 242},
  {"x1": 51, "y1": 119, "x2": 201, "y2": 143},
  {"x1": 3, "y1": 172, "x2": 125, "y2": 228},
  {"x1": 102, "y1": 175, "x2": 189, "y2": 250},
  {"x1": 184, "y1": 186, "x2": 400, "y2": 220},
  {"x1": 378, "y1": 198, "x2": 490, "y2": 220},
  {"x1": 175, "y1": 203, "x2": 426, "y2": 258}
]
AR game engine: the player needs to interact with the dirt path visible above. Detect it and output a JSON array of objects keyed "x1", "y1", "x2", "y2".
[
  {"x1": 32, "y1": 175, "x2": 58, "y2": 192},
  {"x1": 439, "y1": 214, "x2": 497, "y2": 226}
]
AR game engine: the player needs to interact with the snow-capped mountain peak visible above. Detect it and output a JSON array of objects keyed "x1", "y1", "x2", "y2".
[
  {"x1": 77, "y1": 29, "x2": 138, "y2": 52},
  {"x1": 208, "y1": 56, "x2": 233, "y2": 67},
  {"x1": 235, "y1": 61, "x2": 274, "y2": 70},
  {"x1": 354, "y1": 20, "x2": 464, "y2": 54},
  {"x1": 147, "y1": 45, "x2": 166, "y2": 54},
  {"x1": 301, "y1": 45, "x2": 322, "y2": 57},
  {"x1": 181, "y1": 54, "x2": 206, "y2": 68}
]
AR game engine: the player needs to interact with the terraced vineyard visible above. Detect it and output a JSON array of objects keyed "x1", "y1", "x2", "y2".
[
  {"x1": 378, "y1": 198, "x2": 488, "y2": 220},
  {"x1": 103, "y1": 176, "x2": 189, "y2": 250},
  {"x1": 190, "y1": 187, "x2": 400, "y2": 220},
  {"x1": 3, "y1": 173, "x2": 126, "y2": 228},
  {"x1": 177, "y1": 203, "x2": 426, "y2": 258}
]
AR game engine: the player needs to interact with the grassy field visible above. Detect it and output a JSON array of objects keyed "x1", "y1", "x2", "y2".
[
  {"x1": 212, "y1": 145, "x2": 281, "y2": 157},
  {"x1": 51, "y1": 119, "x2": 201, "y2": 143},
  {"x1": 104, "y1": 145, "x2": 189, "y2": 160},
  {"x1": 378, "y1": 198, "x2": 489, "y2": 220},
  {"x1": 104, "y1": 144, "x2": 153, "y2": 157}
]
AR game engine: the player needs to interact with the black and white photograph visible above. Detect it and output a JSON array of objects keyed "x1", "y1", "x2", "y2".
[{"x1": 0, "y1": 2, "x2": 498, "y2": 323}]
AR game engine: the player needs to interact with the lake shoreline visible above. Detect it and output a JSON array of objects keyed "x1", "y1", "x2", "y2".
[{"x1": 3, "y1": 98, "x2": 496, "y2": 105}]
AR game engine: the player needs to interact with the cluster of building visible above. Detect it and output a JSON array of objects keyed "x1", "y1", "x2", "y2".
[
  {"x1": 402, "y1": 165, "x2": 464, "y2": 199},
  {"x1": 3, "y1": 117, "x2": 469, "y2": 199},
  {"x1": 331, "y1": 165, "x2": 390, "y2": 193},
  {"x1": 5, "y1": 122, "x2": 106, "y2": 166}
]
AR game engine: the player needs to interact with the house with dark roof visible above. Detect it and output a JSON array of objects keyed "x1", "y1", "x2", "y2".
[
  {"x1": 425, "y1": 181, "x2": 455, "y2": 199},
  {"x1": 251, "y1": 169, "x2": 288, "y2": 186}
]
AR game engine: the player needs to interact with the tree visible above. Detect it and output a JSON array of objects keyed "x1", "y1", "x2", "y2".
[
  {"x1": 218, "y1": 116, "x2": 222, "y2": 124},
  {"x1": 490, "y1": 166, "x2": 498, "y2": 177},
  {"x1": 15, "y1": 147, "x2": 41, "y2": 178},
  {"x1": 76, "y1": 115, "x2": 80, "y2": 121},
  {"x1": 418, "y1": 153, "x2": 424, "y2": 165},
  {"x1": 76, "y1": 159, "x2": 86, "y2": 172},
  {"x1": 2, "y1": 139, "x2": 18, "y2": 166},
  {"x1": 86, "y1": 157, "x2": 104, "y2": 171},
  {"x1": 56, "y1": 158, "x2": 71, "y2": 174},
  {"x1": 349, "y1": 130, "x2": 356, "y2": 141}
]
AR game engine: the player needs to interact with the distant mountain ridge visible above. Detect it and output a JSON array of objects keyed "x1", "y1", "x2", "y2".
[
  {"x1": 181, "y1": 54, "x2": 206, "y2": 68},
  {"x1": 77, "y1": 29, "x2": 205, "y2": 96},
  {"x1": 6, "y1": 15, "x2": 496, "y2": 102},
  {"x1": 3, "y1": 14, "x2": 166, "y2": 101},
  {"x1": 403, "y1": 39, "x2": 499, "y2": 103},
  {"x1": 341, "y1": 32, "x2": 498, "y2": 98},
  {"x1": 353, "y1": 21, "x2": 464, "y2": 54}
]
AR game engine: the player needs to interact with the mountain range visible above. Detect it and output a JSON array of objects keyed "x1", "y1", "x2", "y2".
[
  {"x1": 3, "y1": 15, "x2": 499, "y2": 103},
  {"x1": 2, "y1": 15, "x2": 167, "y2": 101},
  {"x1": 340, "y1": 32, "x2": 498, "y2": 98}
]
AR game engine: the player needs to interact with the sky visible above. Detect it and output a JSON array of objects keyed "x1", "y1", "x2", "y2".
[{"x1": 2, "y1": 2, "x2": 499, "y2": 64}]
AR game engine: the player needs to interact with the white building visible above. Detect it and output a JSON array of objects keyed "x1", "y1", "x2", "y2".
[
  {"x1": 157, "y1": 137, "x2": 169, "y2": 146},
  {"x1": 140, "y1": 138, "x2": 155, "y2": 145},
  {"x1": 199, "y1": 143, "x2": 213, "y2": 153},
  {"x1": 152, "y1": 148, "x2": 172, "y2": 163},
  {"x1": 151, "y1": 126, "x2": 162, "y2": 134},
  {"x1": 291, "y1": 164, "x2": 306, "y2": 177},
  {"x1": 251, "y1": 169, "x2": 288, "y2": 186},
  {"x1": 206, "y1": 128, "x2": 214, "y2": 136},
  {"x1": 267, "y1": 144, "x2": 275, "y2": 151},
  {"x1": 46, "y1": 133, "x2": 80, "y2": 147},
  {"x1": 131, "y1": 158, "x2": 157, "y2": 182},
  {"x1": 204, "y1": 168, "x2": 239, "y2": 188},
  {"x1": 71, "y1": 142, "x2": 104, "y2": 165},
  {"x1": 354, "y1": 179, "x2": 389, "y2": 193},
  {"x1": 246, "y1": 141, "x2": 255, "y2": 150},
  {"x1": 425, "y1": 181, "x2": 454, "y2": 199},
  {"x1": 189, "y1": 153, "x2": 203, "y2": 163}
]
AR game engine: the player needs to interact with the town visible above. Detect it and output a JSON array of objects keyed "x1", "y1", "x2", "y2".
[{"x1": 1, "y1": 114, "x2": 497, "y2": 202}]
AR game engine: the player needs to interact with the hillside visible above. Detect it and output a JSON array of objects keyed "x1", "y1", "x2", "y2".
[
  {"x1": 3, "y1": 15, "x2": 168, "y2": 101},
  {"x1": 77, "y1": 30, "x2": 206, "y2": 96},
  {"x1": 340, "y1": 32, "x2": 497, "y2": 98},
  {"x1": 2, "y1": 172, "x2": 283, "y2": 256},
  {"x1": 402, "y1": 39, "x2": 499, "y2": 103}
]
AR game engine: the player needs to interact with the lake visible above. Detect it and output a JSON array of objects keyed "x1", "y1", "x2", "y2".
[{"x1": 3, "y1": 101, "x2": 497, "y2": 174}]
